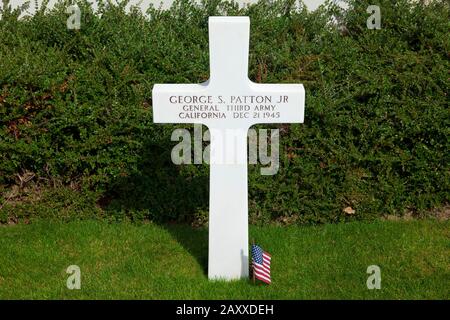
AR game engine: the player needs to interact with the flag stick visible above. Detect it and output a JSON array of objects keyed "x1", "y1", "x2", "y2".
[{"x1": 252, "y1": 238, "x2": 255, "y2": 284}]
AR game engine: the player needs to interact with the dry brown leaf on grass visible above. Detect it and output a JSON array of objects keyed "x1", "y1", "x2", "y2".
[{"x1": 343, "y1": 206, "x2": 355, "y2": 215}]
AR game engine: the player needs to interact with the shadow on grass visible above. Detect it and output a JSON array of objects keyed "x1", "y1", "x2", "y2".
[
  {"x1": 162, "y1": 224, "x2": 209, "y2": 275},
  {"x1": 103, "y1": 131, "x2": 210, "y2": 275}
]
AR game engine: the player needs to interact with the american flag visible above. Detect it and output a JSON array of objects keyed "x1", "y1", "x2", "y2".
[{"x1": 251, "y1": 244, "x2": 271, "y2": 284}]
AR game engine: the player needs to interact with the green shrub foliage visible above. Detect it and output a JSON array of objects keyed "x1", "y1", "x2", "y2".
[{"x1": 0, "y1": 0, "x2": 448, "y2": 224}]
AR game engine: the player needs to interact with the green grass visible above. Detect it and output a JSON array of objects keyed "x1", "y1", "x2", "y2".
[{"x1": 0, "y1": 219, "x2": 448, "y2": 299}]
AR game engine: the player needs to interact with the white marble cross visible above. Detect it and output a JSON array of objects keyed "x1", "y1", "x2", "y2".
[{"x1": 152, "y1": 16, "x2": 305, "y2": 280}]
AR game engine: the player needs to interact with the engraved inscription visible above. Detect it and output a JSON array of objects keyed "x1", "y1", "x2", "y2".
[{"x1": 170, "y1": 95, "x2": 289, "y2": 120}]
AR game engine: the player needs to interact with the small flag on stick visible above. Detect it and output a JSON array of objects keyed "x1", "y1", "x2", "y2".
[{"x1": 251, "y1": 244, "x2": 271, "y2": 284}]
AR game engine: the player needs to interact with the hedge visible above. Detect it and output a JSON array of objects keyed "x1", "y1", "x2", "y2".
[{"x1": 0, "y1": 0, "x2": 448, "y2": 224}]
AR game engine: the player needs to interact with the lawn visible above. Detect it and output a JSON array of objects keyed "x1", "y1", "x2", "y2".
[{"x1": 0, "y1": 219, "x2": 448, "y2": 299}]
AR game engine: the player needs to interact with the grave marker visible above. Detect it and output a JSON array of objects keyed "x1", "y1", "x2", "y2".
[{"x1": 152, "y1": 16, "x2": 305, "y2": 280}]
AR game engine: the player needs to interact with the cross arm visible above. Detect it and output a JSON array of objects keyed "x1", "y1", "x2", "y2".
[
  {"x1": 152, "y1": 82, "x2": 209, "y2": 124},
  {"x1": 246, "y1": 82, "x2": 305, "y2": 125}
]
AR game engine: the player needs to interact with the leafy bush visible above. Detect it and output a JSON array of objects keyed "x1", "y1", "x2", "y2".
[{"x1": 0, "y1": 0, "x2": 448, "y2": 224}]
